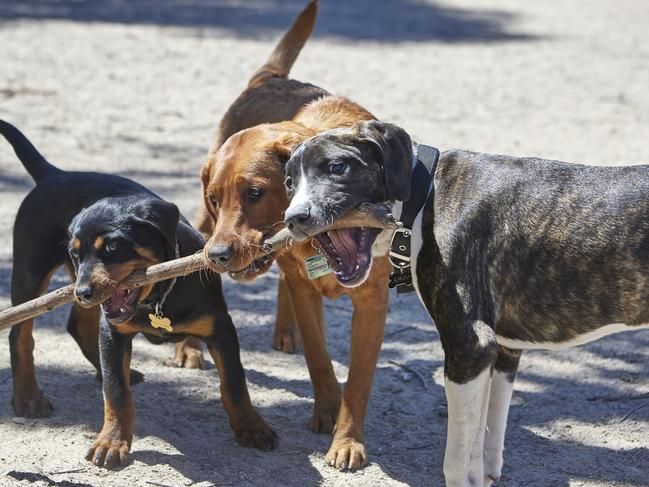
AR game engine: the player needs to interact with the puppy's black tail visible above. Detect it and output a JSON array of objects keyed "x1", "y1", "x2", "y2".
[
  {"x1": 0, "y1": 119, "x2": 60, "y2": 183},
  {"x1": 248, "y1": 0, "x2": 318, "y2": 88}
]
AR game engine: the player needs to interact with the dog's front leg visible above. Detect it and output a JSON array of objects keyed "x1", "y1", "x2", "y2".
[
  {"x1": 483, "y1": 346, "x2": 521, "y2": 486},
  {"x1": 206, "y1": 315, "x2": 277, "y2": 451},
  {"x1": 86, "y1": 318, "x2": 135, "y2": 468},
  {"x1": 443, "y1": 320, "x2": 497, "y2": 487},
  {"x1": 325, "y1": 281, "x2": 389, "y2": 470}
]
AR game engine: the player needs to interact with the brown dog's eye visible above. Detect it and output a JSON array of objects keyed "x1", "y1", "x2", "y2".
[
  {"x1": 248, "y1": 186, "x2": 263, "y2": 201},
  {"x1": 106, "y1": 241, "x2": 118, "y2": 253},
  {"x1": 208, "y1": 194, "x2": 218, "y2": 208}
]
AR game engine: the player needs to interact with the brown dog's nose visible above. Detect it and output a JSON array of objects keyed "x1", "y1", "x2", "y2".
[
  {"x1": 207, "y1": 244, "x2": 234, "y2": 267},
  {"x1": 75, "y1": 284, "x2": 94, "y2": 304}
]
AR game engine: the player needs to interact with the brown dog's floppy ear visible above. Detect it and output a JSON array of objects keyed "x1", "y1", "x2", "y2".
[{"x1": 357, "y1": 120, "x2": 413, "y2": 202}]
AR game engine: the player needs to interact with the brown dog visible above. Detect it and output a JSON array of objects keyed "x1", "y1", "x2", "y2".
[
  {"x1": 194, "y1": 0, "x2": 326, "y2": 354},
  {"x1": 197, "y1": 1, "x2": 392, "y2": 470}
]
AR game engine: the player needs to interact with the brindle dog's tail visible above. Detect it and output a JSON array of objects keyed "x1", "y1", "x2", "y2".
[
  {"x1": 0, "y1": 119, "x2": 60, "y2": 183},
  {"x1": 248, "y1": 0, "x2": 318, "y2": 88}
]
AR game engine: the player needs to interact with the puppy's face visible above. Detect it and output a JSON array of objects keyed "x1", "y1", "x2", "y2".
[
  {"x1": 68, "y1": 196, "x2": 179, "y2": 325},
  {"x1": 284, "y1": 120, "x2": 413, "y2": 287},
  {"x1": 202, "y1": 122, "x2": 313, "y2": 280}
]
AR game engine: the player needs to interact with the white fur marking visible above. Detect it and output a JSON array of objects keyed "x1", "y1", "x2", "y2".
[
  {"x1": 286, "y1": 167, "x2": 310, "y2": 214},
  {"x1": 483, "y1": 370, "x2": 514, "y2": 486},
  {"x1": 444, "y1": 368, "x2": 492, "y2": 487},
  {"x1": 496, "y1": 322, "x2": 649, "y2": 351}
]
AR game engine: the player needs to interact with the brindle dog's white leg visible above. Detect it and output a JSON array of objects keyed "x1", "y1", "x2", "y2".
[
  {"x1": 483, "y1": 347, "x2": 521, "y2": 486},
  {"x1": 444, "y1": 367, "x2": 492, "y2": 487}
]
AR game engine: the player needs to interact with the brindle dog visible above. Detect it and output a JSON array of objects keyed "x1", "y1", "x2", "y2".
[{"x1": 283, "y1": 119, "x2": 649, "y2": 486}]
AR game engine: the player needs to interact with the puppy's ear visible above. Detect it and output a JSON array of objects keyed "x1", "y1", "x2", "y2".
[
  {"x1": 357, "y1": 120, "x2": 413, "y2": 202},
  {"x1": 132, "y1": 198, "x2": 180, "y2": 260}
]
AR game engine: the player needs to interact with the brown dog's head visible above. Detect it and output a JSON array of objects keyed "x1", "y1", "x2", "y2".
[
  {"x1": 202, "y1": 121, "x2": 314, "y2": 280},
  {"x1": 68, "y1": 195, "x2": 179, "y2": 324},
  {"x1": 283, "y1": 120, "x2": 414, "y2": 287}
]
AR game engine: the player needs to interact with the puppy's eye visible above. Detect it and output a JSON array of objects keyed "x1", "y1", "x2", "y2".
[
  {"x1": 208, "y1": 194, "x2": 218, "y2": 208},
  {"x1": 69, "y1": 247, "x2": 79, "y2": 258},
  {"x1": 328, "y1": 162, "x2": 345, "y2": 175},
  {"x1": 248, "y1": 186, "x2": 263, "y2": 201},
  {"x1": 284, "y1": 176, "x2": 293, "y2": 190},
  {"x1": 106, "y1": 241, "x2": 118, "y2": 253}
]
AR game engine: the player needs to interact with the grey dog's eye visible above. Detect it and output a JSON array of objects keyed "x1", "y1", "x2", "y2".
[
  {"x1": 284, "y1": 176, "x2": 293, "y2": 190},
  {"x1": 328, "y1": 162, "x2": 345, "y2": 174}
]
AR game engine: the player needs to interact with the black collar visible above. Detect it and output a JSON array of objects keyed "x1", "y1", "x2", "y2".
[{"x1": 388, "y1": 144, "x2": 439, "y2": 293}]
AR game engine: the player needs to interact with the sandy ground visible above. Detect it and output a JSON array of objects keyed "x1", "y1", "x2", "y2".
[{"x1": 0, "y1": 0, "x2": 648, "y2": 486}]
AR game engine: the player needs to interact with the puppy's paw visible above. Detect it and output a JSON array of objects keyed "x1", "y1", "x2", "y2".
[
  {"x1": 325, "y1": 438, "x2": 368, "y2": 471},
  {"x1": 12, "y1": 390, "x2": 53, "y2": 418},
  {"x1": 86, "y1": 437, "x2": 130, "y2": 468},
  {"x1": 173, "y1": 339, "x2": 205, "y2": 369},
  {"x1": 310, "y1": 399, "x2": 339, "y2": 434},
  {"x1": 234, "y1": 415, "x2": 278, "y2": 451},
  {"x1": 272, "y1": 322, "x2": 302, "y2": 354}
]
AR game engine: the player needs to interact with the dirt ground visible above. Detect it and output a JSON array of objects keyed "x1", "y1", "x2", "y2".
[{"x1": 1, "y1": 0, "x2": 648, "y2": 486}]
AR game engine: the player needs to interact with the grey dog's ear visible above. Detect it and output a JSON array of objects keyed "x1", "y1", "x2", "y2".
[{"x1": 356, "y1": 120, "x2": 413, "y2": 202}]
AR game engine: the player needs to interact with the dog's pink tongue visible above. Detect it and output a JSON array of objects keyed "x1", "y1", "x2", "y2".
[
  {"x1": 328, "y1": 228, "x2": 359, "y2": 271},
  {"x1": 109, "y1": 289, "x2": 127, "y2": 308}
]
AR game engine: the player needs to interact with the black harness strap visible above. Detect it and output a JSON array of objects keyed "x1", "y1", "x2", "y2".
[{"x1": 388, "y1": 144, "x2": 439, "y2": 294}]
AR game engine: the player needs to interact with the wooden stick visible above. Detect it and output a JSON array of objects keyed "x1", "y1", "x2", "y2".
[
  {"x1": 0, "y1": 253, "x2": 207, "y2": 331},
  {"x1": 261, "y1": 201, "x2": 400, "y2": 250}
]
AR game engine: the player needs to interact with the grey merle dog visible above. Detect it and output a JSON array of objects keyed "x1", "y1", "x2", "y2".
[{"x1": 281, "y1": 119, "x2": 649, "y2": 486}]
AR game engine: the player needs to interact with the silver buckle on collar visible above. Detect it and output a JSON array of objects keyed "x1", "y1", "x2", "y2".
[{"x1": 389, "y1": 227, "x2": 411, "y2": 269}]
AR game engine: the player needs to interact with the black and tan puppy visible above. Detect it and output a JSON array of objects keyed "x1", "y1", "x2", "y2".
[
  {"x1": 284, "y1": 120, "x2": 649, "y2": 486},
  {"x1": 1, "y1": 120, "x2": 276, "y2": 467}
]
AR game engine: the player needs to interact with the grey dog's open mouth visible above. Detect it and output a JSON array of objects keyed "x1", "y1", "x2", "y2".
[
  {"x1": 228, "y1": 251, "x2": 276, "y2": 281},
  {"x1": 315, "y1": 227, "x2": 379, "y2": 286},
  {"x1": 101, "y1": 287, "x2": 140, "y2": 323}
]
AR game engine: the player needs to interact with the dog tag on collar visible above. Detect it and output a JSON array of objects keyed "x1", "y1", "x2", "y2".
[
  {"x1": 305, "y1": 253, "x2": 333, "y2": 280},
  {"x1": 148, "y1": 313, "x2": 173, "y2": 332}
]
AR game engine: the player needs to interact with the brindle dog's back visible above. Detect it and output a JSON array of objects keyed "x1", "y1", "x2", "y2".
[{"x1": 420, "y1": 149, "x2": 649, "y2": 344}]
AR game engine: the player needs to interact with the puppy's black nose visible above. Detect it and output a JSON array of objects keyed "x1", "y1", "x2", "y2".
[
  {"x1": 208, "y1": 244, "x2": 233, "y2": 266},
  {"x1": 75, "y1": 285, "x2": 94, "y2": 304},
  {"x1": 285, "y1": 205, "x2": 311, "y2": 232}
]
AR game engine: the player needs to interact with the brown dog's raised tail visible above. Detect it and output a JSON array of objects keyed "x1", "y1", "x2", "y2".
[{"x1": 248, "y1": 0, "x2": 318, "y2": 88}]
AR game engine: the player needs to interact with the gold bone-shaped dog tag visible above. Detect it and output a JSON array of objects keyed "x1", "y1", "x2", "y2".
[{"x1": 148, "y1": 313, "x2": 173, "y2": 332}]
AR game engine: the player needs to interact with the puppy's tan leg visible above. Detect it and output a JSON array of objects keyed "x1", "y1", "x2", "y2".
[
  {"x1": 325, "y1": 280, "x2": 389, "y2": 470},
  {"x1": 273, "y1": 270, "x2": 302, "y2": 353},
  {"x1": 278, "y1": 256, "x2": 341, "y2": 433},
  {"x1": 173, "y1": 336, "x2": 205, "y2": 369}
]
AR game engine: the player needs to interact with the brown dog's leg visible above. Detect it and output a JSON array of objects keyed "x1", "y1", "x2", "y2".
[
  {"x1": 325, "y1": 280, "x2": 389, "y2": 470},
  {"x1": 173, "y1": 336, "x2": 205, "y2": 369},
  {"x1": 206, "y1": 316, "x2": 277, "y2": 451},
  {"x1": 86, "y1": 323, "x2": 135, "y2": 468},
  {"x1": 278, "y1": 256, "x2": 341, "y2": 433},
  {"x1": 273, "y1": 270, "x2": 302, "y2": 353}
]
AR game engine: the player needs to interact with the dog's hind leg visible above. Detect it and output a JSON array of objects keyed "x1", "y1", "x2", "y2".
[
  {"x1": 441, "y1": 320, "x2": 498, "y2": 487},
  {"x1": 483, "y1": 346, "x2": 521, "y2": 486},
  {"x1": 272, "y1": 270, "x2": 302, "y2": 353},
  {"x1": 10, "y1": 264, "x2": 60, "y2": 417}
]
